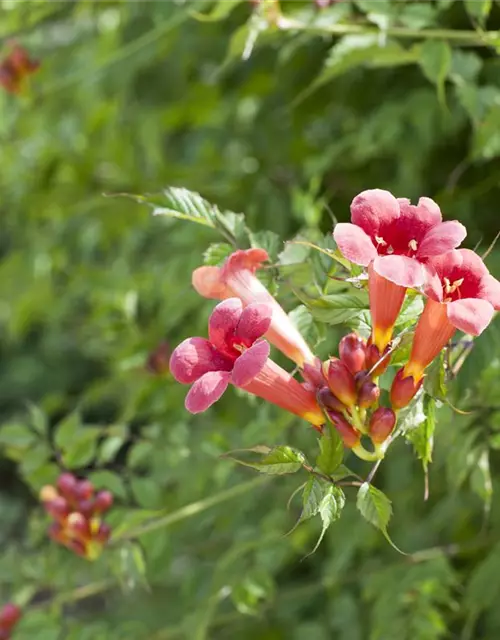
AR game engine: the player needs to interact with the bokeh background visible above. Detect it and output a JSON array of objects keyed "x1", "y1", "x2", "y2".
[{"x1": 2, "y1": 1, "x2": 500, "y2": 638}]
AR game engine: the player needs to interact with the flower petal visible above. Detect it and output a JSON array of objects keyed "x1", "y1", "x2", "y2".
[
  {"x1": 447, "y1": 298, "x2": 494, "y2": 336},
  {"x1": 192, "y1": 266, "x2": 230, "y2": 300},
  {"x1": 169, "y1": 337, "x2": 233, "y2": 383},
  {"x1": 479, "y1": 273, "x2": 500, "y2": 310},
  {"x1": 373, "y1": 255, "x2": 425, "y2": 288},
  {"x1": 333, "y1": 223, "x2": 378, "y2": 266},
  {"x1": 235, "y1": 303, "x2": 273, "y2": 345},
  {"x1": 423, "y1": 264, "x2": 444, "y2": 302},
  {"x1": 222, "y1": 248, "x2": 269, "y2": 277},
  {"x1": 185, "y1": 371, "x2": 231, "y2": 413},
  {"x1": 417, "y1": 221, "x2": 467, "y2": 257},
  {"x1": 350, "y1": 189, "x2": 400, "y2": 237},
  {"x1": 232, "y1": 340, "x2": 270, "y2": 387},
  {"x1": 208, "y1": 298, "x2": 243, "y2": 354}
]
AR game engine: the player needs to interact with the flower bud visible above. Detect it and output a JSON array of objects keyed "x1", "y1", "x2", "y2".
[
  {"x1": 317, "y1": 387, "x2": 345, "y2": 412},
  {"x1": 357, "y1": 380, "x2": 380, "y2": 409},
  {"x1": 302, "y1": 358, "x2": 325, "y2": 391},
  {"x1": 369, "y1": 407, "x2": 396, "y2": 443},
  {"x1": 68, "y1": 539, "x2": 87, "y2": 557},
  {"x1": 78, "y1": 499, "x2": 95, "y2": 519},
  {"x1": 366, "y1": 344, "x2": 391, "y2": 377},
  {"x1": 57, "y1": 472, "x2": 78, "y2": 499},
  {"x1": 94, "y1": 522, "x2": 112, "y2": 544},
  {"x1": 93, "y1": 491, "x2": 114, "y2": 514},
  {"x1": 74, "y1": 479, "x2": 94, "y2": 501},
  {"x1": 0, "y1": 603, "x2": 21, "y2": 629},
  {"x1": 327, "y1": 411, "x2": 360, "y2": 449},
  {"x1": 48, "y1": 522, "x2": 66, "y2": 544},
  {"x1": 324, "y1": 358, "x2": 357, "y2": 406},
  {"x1": 44, "y1": 496, "x2": 70, "y2": 520},
  {"x1": 39, "y1": 485, "x2": 58, "y2": 503},
  {"x1": 66, "y1": 512, "x2": 91, "y2": 539},
  {"x1": 390, "y1": 368, "x2": 423, "y2": 409},
  {"x1": 339, "y1": 333, "x2": 366, "y2": 375}
]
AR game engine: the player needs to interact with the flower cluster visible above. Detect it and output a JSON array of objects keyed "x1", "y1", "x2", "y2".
[
  {"x1": 40, "y1": 473, "x2": 113, "y2": 560},
  {"x1": 0, "y1": 43, "x2": 39, "y2": 95},
  {"x1": 170, "y1": 188, "x2": 499, "y2": 463},
  {"x1": 0, "y1": 604, "x2": 21, "y2": 640}
]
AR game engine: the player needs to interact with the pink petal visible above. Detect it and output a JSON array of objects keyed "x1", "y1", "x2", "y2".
[
  {"x1": 222, "y1": 248, "x2": 269, "y2": 277},
  {"x1": 350, "y1": 189, "x2": 400, "y2": 237},
  {"x1": 447, "y1": 298, "x2": 494, "y2": 336},
  {"x1": 235, "y1": 302, "x2": 273, "y2": 345},
  {"x1": 423, "y1": 264, "x2": 444, "y2": 302},
  {"x1": 479, "y1": 274, "x2": 500, "y2": 310},
  {"x1": 192, "y1": 266, "x2": 231, "y2": 300},
  {"x1": 169, "y1": 337, "x2": 233, "y2": 384},
  {"x1": 416, "y1": 197, "x2": 442, "y2": 224},
  {"x1": 209, "y1": 298, "x2": 243, "y2": 354},
  {"x1": 333, "y1": 223, "x2": 378, "y2": 266},
  {"x1": 232, "y1": 340, "x2": 270, "y2": 387},
  {"x1": 185, "y1": 371, "x2": 231, "y2": 413},
  {"x1": 373, "y1": 255, "x2": 425, "y2": 288},
  {"x1": 417, "y1": 221, "x2": 467, "y2": 257}
]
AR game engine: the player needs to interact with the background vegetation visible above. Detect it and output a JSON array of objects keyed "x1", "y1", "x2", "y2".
[{"x1": 1, "y1": 0, "x2": 500, "y2": 638}]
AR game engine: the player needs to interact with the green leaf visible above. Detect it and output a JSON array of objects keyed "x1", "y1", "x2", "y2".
[
  {"x1": 418, "y1": 40, "x2": 451, "y2": 106},
  {"x1": 299, "y1": 476, "x2": 324, "y2": 524},
  {"x1": 203, "y1": 242, "x2": 233, "y2": 266},
  {"x1": 288, "y1": 305, "x2": 315, "y2": 345},
  {"x1": 128, "y1": 441, "x2": 156, "y2": 470},
  {"x1": 88, "y1": 470, "x2": 128, "y2": 500},
  {"x1": 98, "y1": 435, "x2": 125, "y2": 464},
  {"x1": 311, "y1": 35, "x2": 418, "y2": 95},
  {"x1": 316, "y1": 422, "x2": 343, "y2": 476},
  {"x1": 470, "y1": 447, "x2": 492, "y2": 512},
  {"x1": 295, "y1": 291, "x2": 369, "y2": 325},
  {"x1": 308, "y1": 485, "x2": 345, "y2": 555},
  {"x1": 249, "y1": 230, "x2": 281, "y2": 261},
  {"x1": 464, "y1": 0, "x2": 492, "y2": 25},
  {"x1": 131, "y1": 476, "x2": 164, "y2": 509},
  {"x1": 0, "y1": 423, "x2": 37, "y2": 449},
  {"x1": 110, "y1": 541, "x2": 149, "y2": 593},
  {"x1": 395, "y1": 294, "x2": 424, "y2": 328},
  {"x1": 473, "y1": 105, "x2": 500, "y2": 160},
  {"x1": 397, "y1": 391, "x2": 426, "y2": 435},
  {"x1": 225, "y1": 445, "x2": 306, "y2": 475},
  {"x1": 424, "y1": 352, "x2": 447, "y2": 400},
  {"x1": 54, "y1": 411, "x2": 82, "y2": 449},
  {"x1": 231, "y1": 569, "x2": 274, "y2": 616},
  {"x1": 111, "y1": 508, "x2": 162, "y2": 540},
  {"x1": 61, "y1": 428, "x2": 101, "y2": 468},
  {"x1": 357, "y1": 483, "x2": 404, "y2": 553},
  {"x1": 449, "y1": 50, "x2": 482, "y2": 86},
  {"x1": 407, "y1": 395, "x2": 435, "y2": 472},
  {"x1": 26, "y1": 403, "x2": 49, "y2": 437}
]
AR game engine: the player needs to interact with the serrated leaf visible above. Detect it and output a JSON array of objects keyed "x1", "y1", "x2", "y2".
[
  {"x1": 54, "y1": 412, "x2": 82, "y2": 449},
  {"x1": 26, "y1": 403, "x2": 49, "y2": 437},
  {"x1": 203, "y1": 242, "x2": 233, "y2": 266},
  {"x1": 316, "y1": 423, "x2": 343, "y2": 476},
  {"x1": 288, "y1": 306, "x2": 315, "y2": 344},
  {"x1": 397, "y1": 391, "x2": 426, "y2": 434},
  {"x1": 294, "y1": 290, "x2": 369, "y2": 325},
  {"x1": 407, "y1": 395, "x2": 435, "y2": 472},
  {"x1": 357, "y1": 483, "x2": 404, "y2": 553},
  {"x1": 473, "y1": 104, "x2": 500, "y2": 160},
  {"x1": 308, "y1": 485, "x2": 345, "y2": 555},
  {"x1": 224, "y1": 445, "x2": 306, "y2": 475},
  {"x1": 249, "y1": 230, "x2": 281, "y2": 261},
  {"x1": 61, "y1": 428, "x2": 101, "y2": 468},
  {"x1": 0, "y1": 423, "x2": 37, "y2": 449},
  {"x1": 300, "y1": 476, "x2": 324, "y2": 522},
  {"x1": 424, "y1": 352, "x2": 447, "y2": 400}
]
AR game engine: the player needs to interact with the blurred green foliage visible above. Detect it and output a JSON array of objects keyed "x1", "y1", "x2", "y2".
[{"x1": 2, "y1": 0, "x2": 500, "y2": 638}]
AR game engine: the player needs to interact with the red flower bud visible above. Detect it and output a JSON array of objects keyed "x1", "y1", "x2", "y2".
[
  {"x1": 302, "y1": 358, "x2": 326, "y2": 390},
  {"x1": 146, "y1": 341, "x2": 170, "y2": 375},
  {"x1": 327, "y1": 411, "x2": 360, "y2": 449},
  {"x1": 317, "y1": 387, "x2": 345, "y2": 412},
  {"x1": 44, "y1": 496, "x2": 70, "y2": 521},
  {"x1": 57, "y1": 473, "x2": 78, "y2": 499},
  {"x1": 390, "y1": 368, "x2": 423, "y2": 409},
  {"x1": 68, "y1": 539, "x2": 87, "y2": 557},
  {"x1": 94, "y1": 522, "x2": 112, "y2": 544},
  {"x1": 93, "y1": 490, "x2": 114, "y2": 514},
  {"x1": 48, "y1": 522, "x2": 66, "y2": 544},
  {"x1": 78, "y1": 499, "x2": 95, "y2": 519},
  {"x1": 357, "y1": 380, "x2": 380, "y2": 409},
  {"x1": 66, "y1": 512, "x2": 91, "y2": 539},
  {"x1": 324, "y1": 358, "x2": 357, "y2": 406},
  {"x1": 0, "y1": 603, "x2": 21, "y2": 629},
  {"x1": 39, "y1": 485, "x2": 58, "y2": 503},
  {"x1": 339, "y1": 333, "x2": 366, "y2": 375},
  {"x1": 369, "y1": 407, "x2": 396, "y2": 443},
  {"x1": 74, "y1": 479, "x2": 94, "y2": 501},
  {"x1": 366, "y1": 344, "x2": 391, "y2": 377}
]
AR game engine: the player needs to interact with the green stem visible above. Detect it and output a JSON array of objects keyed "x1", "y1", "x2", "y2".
[
  {"x1": 277, "y1": 16, "x2": 498, "y2": 46},
  {"x1": 113, "y1": 476, "x2": 268, "y2": 542}
]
